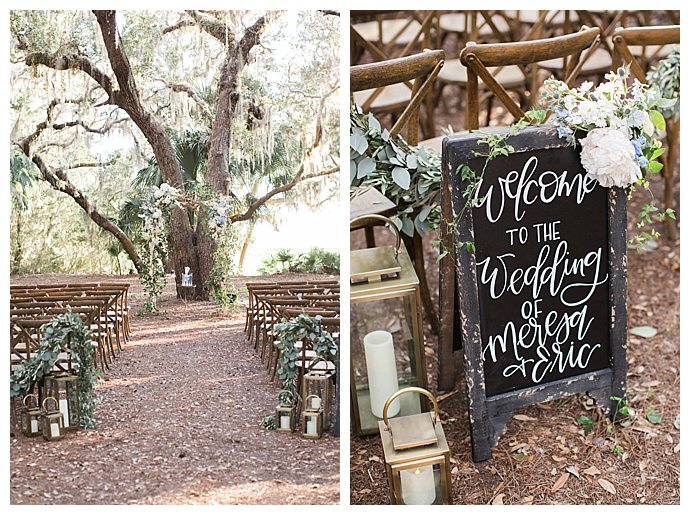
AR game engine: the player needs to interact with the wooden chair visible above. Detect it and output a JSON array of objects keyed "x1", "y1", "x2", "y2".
[
  {"x1": 351, "y1": 12, "x2": 440, "y2": 140},
  {"x1": 461, "y1": 26, "x2": 601, "y2": 130},
  {"x1": 613, "y1": 24, "x2": 680, "y2": 240},
  {"x1": 351, "y1": 49, "x2": 445, "y2": 334}
]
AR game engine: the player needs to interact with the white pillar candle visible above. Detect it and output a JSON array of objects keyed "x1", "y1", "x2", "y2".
[
  {"x1": 280, "y1": 414, "x2": 290, "y2": 429},
  {"x1": 31, "y1": 419, "x2": 39, "y2": 433},
  {"x1": 310, "y1": 397, "x2": 321, "y2": 410},
  {"x1": 401, "y1": 466, "x2": 436, "y2": 505},
  {"x1": 50, "y1": 422, "x2": 60, "y2": 438},
  {"x1": 306, "y1": 417, "x2": 317, "y2": 436},
  {"x1": 363, "y1": 330, "x2": 400, "y2": 418},
  {"x1": 59, "y1": 398, "x2": 70, "y2": 427}
]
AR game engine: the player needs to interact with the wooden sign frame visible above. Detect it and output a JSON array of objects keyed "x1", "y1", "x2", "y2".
[{"x1": 442, "y1": 126, "x2": 628, "y2": 462}]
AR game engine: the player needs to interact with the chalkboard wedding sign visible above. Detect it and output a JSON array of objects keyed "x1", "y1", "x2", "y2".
[{"x1": 442, "y1": 126, "x2": 627, "y2": 462}]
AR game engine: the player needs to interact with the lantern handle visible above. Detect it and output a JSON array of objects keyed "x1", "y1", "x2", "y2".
[
  {"x1": 23, "y1": 394, "x2": 39, "y2": 409},
  {"x1": 349, "y1": 214, "x2": 402, "y2": 258},
  {"x1": 42, "y1": 396, "x2": 59, "y2": 412},
  {"x1": 382, "y1": 387, "x2": 439, "y2": 431},
  {"x1": 304, "y1": 394, "x2": 322, "y2": 406}
]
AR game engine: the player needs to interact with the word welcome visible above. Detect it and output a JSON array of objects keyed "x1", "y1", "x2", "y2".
[{"x1": 475, "y1": 155, "x2": 598, "y2": 224}]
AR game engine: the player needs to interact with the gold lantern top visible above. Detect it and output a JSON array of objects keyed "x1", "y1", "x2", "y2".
[
  {"x1": 378, "y1": 388, "x2": 449, "y2": 466},
  {"x1": 350, "y1": 215, "x2": 420, "y2": 300}
]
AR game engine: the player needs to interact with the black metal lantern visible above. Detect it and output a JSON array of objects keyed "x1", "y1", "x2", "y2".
[
  {"x1": 379, "y1": 388, "x2": 452, "y2": 505},
  {"x1": 40, "y1": 397, "x2": 65, "y2": 441},
  {"x1": 301, "y1": 395, "x2": 323, "y2": 439},
  {"x1": 44, "y1": 373, "x2": 80, "y2": 431},
  {"x1": 20, "y1": 394, "x2": 42, "y2": 437}
]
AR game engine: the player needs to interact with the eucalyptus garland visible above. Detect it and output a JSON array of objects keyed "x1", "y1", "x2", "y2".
[
  {"x1": 10, "y1": 311, "x2": 99, "y2": 428},
  {"x1": 350, "y1": 104, "x2": 442, "y2": 237},
  {"x1": 646, "y1": 49, "x2": 680, "y2": 120}
]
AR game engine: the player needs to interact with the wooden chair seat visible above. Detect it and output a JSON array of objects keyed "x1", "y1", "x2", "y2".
[
  {"x1": 418, "y1": 130, "x2": 469, "y2": 155},
  {"x1": 503, "y1": 10, "x2": 575, "y2": 25},
  {"x1": 352, "y1": 82, "x2": 412, "y2": 113},
  {"x1": 352, "y1": 18, "x2": 423, "y2": 46},
  {"x1": 539, "y1": 46, "x2": 612, "y2": 74},
  {"x1": 438, "y1": 62, "x2": 526, "y2": 89},
  {"x1": 628, "y1": 43, "x2": 678, "y2": 58}
]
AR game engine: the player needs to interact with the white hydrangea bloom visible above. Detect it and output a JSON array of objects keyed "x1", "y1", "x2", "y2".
[{"x1": 579, "y1": 128, "x2": 641, "y2": 188}]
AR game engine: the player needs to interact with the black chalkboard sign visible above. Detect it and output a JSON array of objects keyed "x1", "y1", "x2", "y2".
[{"x1": 442, "y1": 126, "x2": 627, "y2": 462}]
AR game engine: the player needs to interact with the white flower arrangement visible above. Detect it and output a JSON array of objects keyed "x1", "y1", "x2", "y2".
[{"x1": 542, "y1": 66, "x2": 676, "y2": 189}]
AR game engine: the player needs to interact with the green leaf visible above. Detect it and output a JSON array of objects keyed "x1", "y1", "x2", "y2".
[
  {"x1": 577, "y1": 415, "x2": 594, "y2": 436},
  {"x1": 356, "y1": 157, "x2": 376, "y2": 178},
  {"x1": 649, "y1": 110, "x2": 666, "y2": 132},
  {"x1": 630, "y1": 326, "x2": 657, "y2": 338},
  {"x1": 673, "y1": 414, "x2": 680, "y2": 430},
  {"x1": 350, "y1": 128, "x2": 368, "y2": 154},
  {"x1": 367, "y1": 112, "x2": 381, "y2": 134},
  {"x1": 646, "y1": 409, "x2": 662, "y2": 425},
  {"x1": 391, "y1": 167, "x2": 411, "y2": 190},
  {"x1": 646, "y1": 160, "x2": 663, "y2": 174}
]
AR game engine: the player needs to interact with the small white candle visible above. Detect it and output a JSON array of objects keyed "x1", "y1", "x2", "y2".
[
  {"x1": 280, "y1": 414, "x2": 290, "y2": 429},
  {"x1": 310, "y1": 397, "x2": 321, "y2": 410},
  {"x1": 30, "y1": 419, "x2": 39, "y2": 433},
  {"x1": 306, "y1": 417, "x2": 317, "y2": 436},
  {"x1": 363, "y1": 330, "x2": 400, "y2": 418},
  {"x1": 50, "y1": 422, "x2": 60, "y2": 438},
  {"x1": 59, "y1": 398, "x2": 70, "y2": 427},
  {"x1": 401, "y1": 466, "x2": 436, "y2": 505}
]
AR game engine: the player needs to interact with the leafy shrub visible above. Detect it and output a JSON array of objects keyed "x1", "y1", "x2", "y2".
[{"x1": 258, "y1": 247, "x2": 339, "y2": 275}]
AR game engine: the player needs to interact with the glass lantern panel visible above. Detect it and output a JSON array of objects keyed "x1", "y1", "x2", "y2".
[
  {"x1": 393, "y1": 461, "x2": 444, "y2": 505},
  {"x1": 351, "y1": 292, "x2": 422, "y2": 433}
]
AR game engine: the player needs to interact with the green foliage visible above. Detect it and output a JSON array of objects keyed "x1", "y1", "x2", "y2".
[
  {"x1": 646, "y1": 49, "x2": 680, "y2": 120},
  {"x1": 577, "y1": 415, "x2": 594, "y2": 436},
  {"x1": 258, "y1": 248, "x2": 339, "y2": 275},
  {"x1": 10, "y1": 151, "x2": 38, "y2": 211},
  {"x1": 9, "y1": 311, "x2": 99, "y2": 428},
  {"x1": 261, "y1": 414, "x2": 276, "y2": 430},
  {"x1": 350, "y1": 105, "x2": 441, "y2": 238},
  {"x1": 271, "y1": 314, "x2": 338, "y2": 416}
]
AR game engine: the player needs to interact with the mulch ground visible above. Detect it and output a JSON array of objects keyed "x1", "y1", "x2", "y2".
[{"x1": 10, "y1": 272, "x2": 339, "y2": 505}]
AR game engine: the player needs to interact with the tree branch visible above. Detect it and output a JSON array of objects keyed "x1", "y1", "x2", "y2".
[
  {"x1": 162, "y1": 18, "x2": 196, "y2": 35},
  {"x1": 155, "y1": 79, "x2": 213, "y2": 122},
  {"x1": 186, "y1": 10, "x2": 233, "y2": 44},
  {"x1": 16, "y1": 145, "x2": 141, "y2": 272},
  {"x1": 25, "y1": 52, "x2": 114, "y2": 99}
]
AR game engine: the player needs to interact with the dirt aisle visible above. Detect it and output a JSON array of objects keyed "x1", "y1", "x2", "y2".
[{"x1": 10, "y1": 276, "x2": 339, "y2": 505}]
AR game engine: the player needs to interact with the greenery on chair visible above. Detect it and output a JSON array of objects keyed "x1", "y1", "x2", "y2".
[
  {"x1": 350, "y1": 104, "x2": 442, "y2": 238},
  {"x1": 646, "y1": 49, "x2": 680, "y2": 120},
  {"x1": 10, "y1": 311, "x2": 100, "y2": 428}
]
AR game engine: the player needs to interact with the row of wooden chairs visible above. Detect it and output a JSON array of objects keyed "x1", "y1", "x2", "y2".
[
  {"x1": 244, "y1": 280, "x2": 340, "y2": 408},
  {"x1": 10, "y1": 283, "x2": 131, "y2": 373}
]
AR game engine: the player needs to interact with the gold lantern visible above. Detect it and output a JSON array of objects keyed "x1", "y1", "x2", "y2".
[
  {"x1": 44, "y1": 373, "x2": 80, "y2": 431},
  {"x1": 275, "y1": 390, "x2": 297, "y2": 433},
  {"x1": 301, "y1": 395, "x2": 323, "y2": 439},
  {"x1": 378, "y1": 388, "x2": 452, "y2": 505},
  {"x1": 302, "y1": 370, "x2": 332, "y2": 430},
  {"x1": 350, "y1": 215, "x2": 428, "y2": 435},
  {"x1": 41, "y1": 397, "x2": 65, "y2": 441},
  {"x1": 20, "y1": 394, "x2": 42, "y2": 437}
]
